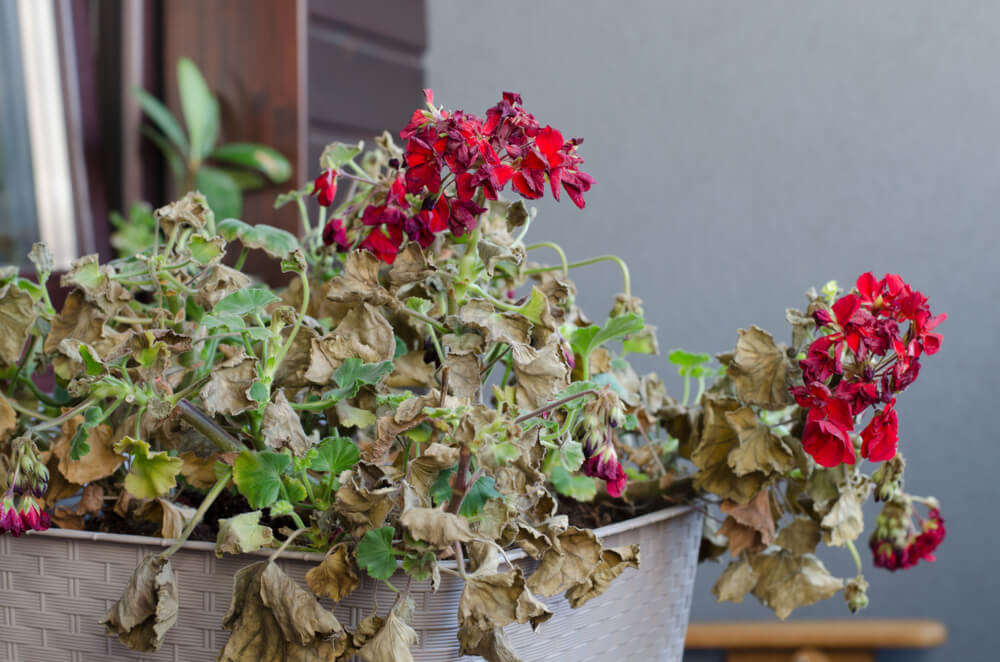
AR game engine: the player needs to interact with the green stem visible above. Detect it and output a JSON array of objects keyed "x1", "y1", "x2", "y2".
[
  {"x1": 27, "y1": 397, "x2": 98, "y2": 433},
  {"x1": 174, "y1": 399, "x2": 244, "y2": 453},
  {"x1": 515, "y1": 389, "x2": 598, "y2": 425},
  {"x1": 233, "y1": 247, "x2": 250, "y2": 271},
  {"x1": 524, "y1": 254, "x2": 631, "y2": 297},
  {"x1": 295, "y1": 196, "x2": 313, "y2": 236},
  {"x1": 271, "y1": 271, "x2": 309, "y2": 377},
  {"x1": 113, "y1": 316, "x2": 154, "y2": 325},
  {"x1": 399, "y1": 306, "x2": 448, "y2": 333},
  {"x1": 427, "y1": 323, "x2": 445, "y2": 367},
  {"x1": 500, "y1": 356, "x2": 513, "y2": 390},
  {"x1": 846, "y1": 539, "x2": 864, "y2": 577},
  {"x1": 0, "y1": 393, "x2": 54, "y2": 421},
  {"x1": 466, "y1": 284, "x2": 521, "y2": 313},
  {"x1": 160, "y1": 469, "x2": 233, "y2": 559},
  {"x1": 7, "y1": 335, "x2": 38, "y2": 397},
  {"x1": 682, "y1": 375, "x2": 691, "y2": 407},
  {"x1": 525, "y1": 242, "x2": 569, "y2": 277}
]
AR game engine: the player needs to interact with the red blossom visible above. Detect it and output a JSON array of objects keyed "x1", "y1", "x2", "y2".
[
  {"x1": 0, "y1": 495, "x2": 24, "y2": 537},
  {"x1": 583, "y1": 445, "x2": 628, "y2": 498},
  {"x1": 322, "y1": 218, "x2": 351, "y2": 251},
  {"x1": 312, "y1": 169, "x2": 338, "y2": 207},
  {"x1": 360, "y1": 226, "x2": 402, "y2": 264},
  {"x1": 860, "y1": 399, "x2": 899, "y2": 462},
  {"x1": 802, "y1": 398, "x2": 856, "y2": 467}
]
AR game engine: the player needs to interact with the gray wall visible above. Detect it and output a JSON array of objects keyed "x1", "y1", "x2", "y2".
[{"x1": 426, "y1": 2, "x2": 998, "y2": 660}]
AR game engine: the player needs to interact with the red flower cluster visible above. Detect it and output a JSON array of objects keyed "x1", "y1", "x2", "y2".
[
  {"x1": 0, "y1": 493, "x2": 50, "y2": 537},
  {"x1": 583, "y1": 446, "x2": 627, "y2": 499},
  {"x1": 579, "y1": 389, "x2": 628, "y2": 497},
  {"x1": 870, "y1": 507, "x2": 945, "y2": 571},
  {"x1": 791, "y1": 273, "x2": 946, "y2": 467},
  {"x1": 318, "y1": 90, "x2": 593, "y2": 264}
]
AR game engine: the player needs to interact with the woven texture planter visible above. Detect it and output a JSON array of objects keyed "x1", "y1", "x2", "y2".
[{"x1": 0, "y1": 505, "x2": 701, "y2": 662}]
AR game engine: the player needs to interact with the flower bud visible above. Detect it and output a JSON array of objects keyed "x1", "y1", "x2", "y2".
[{"x1": 845, "y1": 578, "x2": 870, "y2": 613}]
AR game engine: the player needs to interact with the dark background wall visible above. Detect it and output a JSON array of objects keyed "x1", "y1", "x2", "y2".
[{"x1": 426, "y1": 1, "x2": 998, "y2": 660}]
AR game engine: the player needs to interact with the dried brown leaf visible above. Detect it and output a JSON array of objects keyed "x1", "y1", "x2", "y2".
[
  {"x1": 262, "y1": 390, "x2": 317, "y2": 457},
  {"x1": 100, "y1": 555, "x2": 178, "y2": 652},
  {"x1": 0, "y1": 395, "x2": 15, "y2": 442},
  {"x1": 565, "y1": 544, "x2": 640, "y2": 608},
  {"x1": 358, "y1": 595, "x2": 418, "y2": 662},
  {"x1": 52, "y1": 417, "x2": 122, "y2": 484},
  {"x1": 724, "y1": 326, "x2": 795, "y2": 410},
  {"x1": 306, "y1": 304, "x2": 394, "y2": 384},
  {"x1": 750, "y1": 550, "x2": 843, "y2": 620},
  {"x1": 399, "y1": 507, "x2": 476, "y2": 548},
  {"x1": 725, "y1": 406, "x2": 796, "y2": 476},
  {"x1": 178, "y1": 451, "x2": 219, "y2": 490},
  {"x1": 775, "y1": 517, "x2": 822, "y2": 555},
  {"x1": 305, "y1": 544, "x2": 359, "y2": 603},
  {"x1": 512, "y1": 342, "x2": 569, "y2": 410},
  {"x1": 460, "y1": 567, "x2": 552, "y2": 633},
  {"x1": 199, "y1": 352, "x2": 257, "y2": 416},
  {"x1": 0, "y1": 282, "x2": 36, "y2": 366},
  {"x1": 691, "y1": 395, "x2": 766, "y2": 504},
  {"x1": 525, "y1": 527, "x2": 602, "y2": 597},
  {"x1": 712, "y1": 558, "x2": 757, "y2": 604}
]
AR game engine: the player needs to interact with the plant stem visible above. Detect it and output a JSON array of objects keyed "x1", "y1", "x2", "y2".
[
  {"x1": 160, "y1": 469, "x2": 233, "y2": 559},
  {"x1": 267, "y1": 527, "x2": 310, "y2": 562},
  {"x1": 523, "y1": 254, "x2": 631, "y2": 297},
  {"x1": 234, "y1": 247, "x2": 250, "y2": 271},
  {"x1": 174, "y1": 399, "x2": 245, "y2": 453},
  {"x1": 271, "y1": 271, "x2": 309, "y2": 375},
  {"x1": 7, "y1": 335, "x2": 37, "y2": 397},
  {"x1": 445, "y1": 444, "x2": 472, "y2": 514},
  {"x1": 846, "y1": 539, "x2": 864, "y2": 577},
  {"x1": 398, "y1": 306, "x2": 448, "y2": 333},
  {"x1": 514, "y1": 389, "x2": 598, "y2": 425},
  {"x1": 525, "y1": 242, "x2": 569, "y2": 277},
  {"x1": 638, "y1": 426, "x2": 669, "y2": 477},
  {"x1": 27, "y1": 397, "x2": 98, "y2": 434},
  {"x1": 0, "y1": 393, "x2": 53, "y2": 422}
]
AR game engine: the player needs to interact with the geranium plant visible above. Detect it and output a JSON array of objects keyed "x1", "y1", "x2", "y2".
[{"x1": 0, "y1": 90, "x2": 946, "y2": 660}]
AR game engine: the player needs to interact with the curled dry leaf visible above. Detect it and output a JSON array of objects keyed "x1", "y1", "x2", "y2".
[
  {"x1": 305, "y1": 544, "x2": 360, "y2": 603},
  {"x1": 511, "y1": 342, "x2": 569, "y2": 410},
  {"x1": 775, "y1": 517, "x2": 822, "y2": 555},
  {"x1": 52, "y1": 417, "x2": 122, "y2": 484},
  {"x1": 387, "y1": 243, "x2": 432, "y2": 290},
  {"x1": 334, "y1": 466, "x2": 397, "y2": 536},
  {"x1": 306, "y1": 304, "x2": 394, "y2": 384},
  {"x1": 193, "y1": 264, "x2": 252, "y2": 310},
  {"x1": 326, "y1": 250, "x2": 394, "y2": 306},
  {"x1": 406, "y1": 442, "x2": 461, "y2": 502},
  {"x1": 460, "y1": 567, "x2": 553, "y2": 635},
  {"x1": 719, "y1": 489, "x2": 776, "y2": 556},
  {"x1": 216, "y1": 511, "x2": 274, "y2": 557},
  {"x1": 384, "y1": 349, "x2": 436, "y2": 389},
  {"x1": 712, "y1": 558, "x2": 757, "y2": 604},
  {"x1": 359, "y1": 594, "x2": 419, "y2": 662},
  {"x1": 262, "y1": 389, "x2": 318, "y2": 457},
  {"x1": 219, "y1": 561, "x2": 346, "y2": 661},
  {"x1": 0, "y1": 395, "x2": 15, "y2": 442},
  {"x1": 691, "y1": 395, "x2": 766, "y2": 504},
  {"x1": 821, "y1": 480, "x2": 869, "y2": 547},
  {"x1": 0, "y1": 282, "x2": 37, "y2": 367},
  {"x1": 100, "y1": 554, "x2": 178, "y2": 652},
  {"x1": 399, "y1": 507, "x2": 476, "y2": 548},
  {"x1": 458, "y1": 624, "x2": 523, "y2": 662},
  {"x1": 458, "y1": 300, "x2": 533, "y2": 348},
  {"x1": 61, "y1": 254, "x2": 131, "y2": 317},
  {"x1": 750, "y1": 550, "x2": 844, "y2": 620},
  {"x1": 725, "y1": 406, "x2": 796, "y2": 476},
  {"x1": 525, "y1": 526, "x2": 602, "y2": 597},
  {"x1": 565, "y1": 544, "x2": 640, "y2": 608},
  {"x1": 723, "y1": 326, "x2": 795, "y2": 410},
  {"x1": 135, "y1": 498, "x2": 196, "y2": 538},
  {"x1": 178, "y1": 451, "x2": 220, "y2": 490},
  {"x1": 199, "y1": 351, "x2": 258, "y2": 416}
]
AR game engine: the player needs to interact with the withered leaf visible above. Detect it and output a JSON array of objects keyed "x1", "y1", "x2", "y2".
[
  {"x1": 306, "y1": 304, "x2": 394, "y2": 384},
  {"x1": 821, "y1": 481, "x2": 869, "y2": 547},
  {"x1": 750, "y1": 550, "x2": 843, "y2": 620},
  {"x1": 194, "y1": 264, "x2": 252, "y2": 310},
  {"x1": 512, "y1": 342, "x2": 569, "y2": 410},
  {"x1": 305, "y1": 544, "x2": 359, "y2": 603},
  {"x1": 460, "y1": 567, "x2": 553, "y2": 633},
  {"x1": 719, "y1": 489, "x2": 776, "y2": 556},
  {"x1": 178, "y1": 451, "x2": 220, "y2": 490},
  {"x1": 52, "y1": 417, "x2": 122, "y2": 484},
  {"x1": 358, "y1": 594, "x2": 418, "y2": 662},
  {"x1": 326, "y1": 250, "x2": 393, "y2": 306},
  {"x1": 385, "y1": 349, "x2": 436, "y2": 389},
  {"x1": 135, "y1": 498, "x2": 196, "y2": 539},
  {"x1": 199, "y1": 352, "x2": 257, "y2": 416},
  {"x1": 691, "y1": 395, "x2": 766, "y2": 504},
  {"x1": 399, "y1": 507, "x2": 476, "y2": 548},
  {"x1": 0, "y1": 282, "x2": 35, "y2": 367},
  {"x1": 100, "y1": 555, "x2": 178, "y2": 652},
  {"x1": 0, "y1": 396, "x2": 15, "y2": 442},
  {"x1": 219, "y1": 561, "x2": 346, "y2": 661},
  {"x1": 526, "y1": 526, "x2": 602, "y2": 597},
  {"x1": 458, "y1": 623, "x2": 523, "y2": 662},
  {"x1": 712, "y1": 558, "x2": 757, "y2": 604},
  {"x1": 262, "y1": 390, "x2": 317, "y2": 457},
  {"x1": 565, "y1": 544, "x2": 640, "y2": 608},
  {"x1": 77, "y1": 483, "x2": 105, "y2": 516},
  {"x1": 443, "y1": 352, "x2": 481, "y2": 400},
  {"x1": 50, "y1": 505, "x2": 85, "y2": 530},
  {"x1": 154, "y1": 191, "x2": 213, "y2": 234},
  {"x1": 775, "y1": 517, "x2": 822, "y2": 555},
  {"x1": 725, "y1": 406, "x2": 796, "y2": 476},
  {"x1": 61, "y1": 254, "x2": 130, "y2": 317},
  {"x1": 724, "y1": 326, "x2": 795, "y2": 410},
  {"x1": 334, "y1": 467, "x2": 396, "y2": 536},
  {"x1": 407, "y1": 442, "x2": 460, "y2": 501},
  {"x1": 216, "y1": 511, "x2": 274, "y2": 557},
  {"x1": 458, "y1": 300, "x2": 532, "y2": 348},
  {"x1": 386, "y1": 243, "x2": 431, "y2": 290}
]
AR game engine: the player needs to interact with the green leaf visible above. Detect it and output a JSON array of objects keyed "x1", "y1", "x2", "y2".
[
  {"x1": 247, "y1": 381, "x2": 269, "y2": 404},
  {"x1": 320, "y1": 141, "x2": 363, "y2": 170},
  {"x1": 195, "y1": 166, "x2": 241, "y2": 220},
  {"x1": 215, "y1": 511, "x2": 273, "y2": 557},
  {"x1": 559, "y1": 440, "x2": 585, "y2": 472},
  {"x1": 212, "y1": 142, "x2": 292, "y2": 182},
  {"x1": 549, "y1": 465, "x2": 597, "y2": 501},
  {"x1": 113, "y1": 436, "x2": 184, "y2": 498},
  {"x1": 214, "y1": 287, "x2": 280, "y2": 316},
  {"x1": 356, "y1": 526, "x2": 397, "y2": 580},
  {"x1": 568, "y1": 313, "x2": 645, "y2": 363},
  {"x1": 334, "y1": 401, "x2": 376, "y2": 428},
  {"x1": 310, "y1": 436, "x2": 360, "y2": 475},
  {"x1": 217, "y1": 218, "x2": 300, "y2": 259},
  {"x1": 332, "y1": 358, "x2": 394, "y2": 397},
  {"x1": 217, "y1": 168, "x2": 266, "y2": 191},
  {"x1": 459, "y1": 476, "x2": 502, "y2": 517},
  {"x1": 283, "y1": 477, "x2": 307, "y2": 503},
  {"x1": 233, "y1": 450, "x2": 291, "y2": 509},
  {"x1": 177, "y1": 57, "x2": 219, "y2": 160},
  {"x1": 78, "y1": 344, "x2": 104, "y2": 377},
  {"x1": 668, "y1": 348, "x2": 712, "y2": 377},
  {"x1": 134, "y1": 87, "x2": 189, "y2": 155},
  {"x1": 187, "y1": 234, "x2": 225, "y2": 265}
]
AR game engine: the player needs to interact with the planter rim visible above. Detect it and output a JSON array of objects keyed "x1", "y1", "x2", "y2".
[{"x1": 21, "y1": 504, "x2": 694, "y2": 564}]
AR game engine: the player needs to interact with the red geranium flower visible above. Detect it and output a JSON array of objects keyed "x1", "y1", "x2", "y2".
[
  {"x1": 322, "y1": 218, "x2": 351, "y2": 252},
  {"x1": 861, "y1": 398, "x2": 899, "y2": 462},
  {"x1": 582, "y1": 444, "x2": 628, "y2": 498},
  {"x1": 312, "y1": 168, "x2": 338, "y2": 207},
  {"x1": 802, "y1": 397, "x2": 856, "y2": 467},
  {"x1": 0, "y1": 494, "x2": 24, "y2": 537},
  {"x1": 360, "y1": 226, "x2": 402, "y2": 264}
]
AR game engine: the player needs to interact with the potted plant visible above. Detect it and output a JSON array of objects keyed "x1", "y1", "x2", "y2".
[{"x1": 0, "y1": 90, "x2": 946, "y2": 662}]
